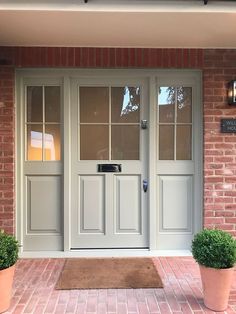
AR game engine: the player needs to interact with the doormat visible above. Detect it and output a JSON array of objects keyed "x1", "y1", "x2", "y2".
[{"x1": 55, "y1": 257, "x2": 163, "y2": 289}]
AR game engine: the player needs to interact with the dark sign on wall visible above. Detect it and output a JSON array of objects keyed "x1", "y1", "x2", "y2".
[{"x1": 221, "y1": 119, "x2": 236, "y2": 133}]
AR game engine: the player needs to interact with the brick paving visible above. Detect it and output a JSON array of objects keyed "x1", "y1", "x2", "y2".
[{"x1": 4, "y1": 257, "x2": 236, "y2": 314}]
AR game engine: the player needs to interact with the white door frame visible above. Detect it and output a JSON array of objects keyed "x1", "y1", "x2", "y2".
[{"x1": 16, "y1": 69, "x2": 202, "y2": 255}]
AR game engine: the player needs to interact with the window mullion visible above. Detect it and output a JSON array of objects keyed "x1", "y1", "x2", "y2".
[
  {"x1": 109, "y1": 86, "x2": 112, "y2": 161},
  {"x1": 42, "y1": 86, "x2": 45, "y2": 161},
  {"x1": 174, "y1": 87, "x2": 177, "y2": 161}
]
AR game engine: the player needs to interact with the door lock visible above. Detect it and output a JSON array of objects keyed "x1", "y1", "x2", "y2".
[
  {"x1": 141, "y1": 120, "x2": 148, "y2": 129},
  {"x1": 143, "y1": 180, "x2": 148, "y2": 192}
]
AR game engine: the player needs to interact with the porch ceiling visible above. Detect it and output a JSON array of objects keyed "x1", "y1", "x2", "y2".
[{"x1": 0, "y1": 1, "x2": 236, "y2": 48}]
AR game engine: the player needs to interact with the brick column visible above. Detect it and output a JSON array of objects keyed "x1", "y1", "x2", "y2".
[
  {"x1": 0, "y1": 67, "x2": 15, "y2": 234},
  {"x1": 203, "y1": 49, "x2": 236, "y2": 236}
]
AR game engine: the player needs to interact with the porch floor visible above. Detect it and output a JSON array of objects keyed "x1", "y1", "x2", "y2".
[{"x1": 5, "y1": 257, "x2": 236, "y2": 314}]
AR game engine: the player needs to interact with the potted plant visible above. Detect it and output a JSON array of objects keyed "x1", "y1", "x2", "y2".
[
  {"x1": 0, "y1": 230, "x2": 18, "y2": 313},
  {"x1": 192, "y1": 229, "x2": 236, "y2": 311}
]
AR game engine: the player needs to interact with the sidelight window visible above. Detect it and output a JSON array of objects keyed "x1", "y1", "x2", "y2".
[
  {"x1": 158, "y1": 86, "x2": 192, "y2": 160},
  {"x1": 26, "y1": 86, "x2": 61, "y2": 161}
]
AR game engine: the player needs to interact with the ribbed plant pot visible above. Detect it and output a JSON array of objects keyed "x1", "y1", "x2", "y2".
[
  {"x1": 199, "y1": 264, "x2": 234, "y2": 312},
  {"x1": 0, "y1": 265, "x2": 15, "y2": 313}
]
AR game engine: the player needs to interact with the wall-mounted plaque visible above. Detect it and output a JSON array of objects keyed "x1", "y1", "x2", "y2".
[{"x1": 221, "y1": 119, "x2": 236, "y2": 133}]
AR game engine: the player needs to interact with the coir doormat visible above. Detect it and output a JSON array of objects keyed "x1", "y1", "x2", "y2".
[{"x1": 55, "y1": 257, "x2": 163, "y2": 289}]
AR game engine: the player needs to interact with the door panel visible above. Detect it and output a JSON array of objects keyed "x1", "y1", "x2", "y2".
[
  {"x1": 78, "y1": 175, "x2": 105, "y2": 234},
  {"x1": 70, "y1": 78, "x2": 148, "y2": 249},
  {"x1": 159, "y1": 175, "x2": 192, "y2": 231},
  {"x1": 114, "y1": 175, "x2": 141, "y2": 233},
  {"x1": 27, "y1": 176, "x2": 61, "y2": 232}
]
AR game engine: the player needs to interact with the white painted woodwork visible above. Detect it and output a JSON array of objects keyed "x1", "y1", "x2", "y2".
[
  {"x1": 79, "y1": 176, "x2": 105, "y2": 234},
  {"x1": 0, "y1": 1, "x2": 236, "y2": 48},
  {"x1": 27, "y1": 176, "x2": 61, "y2": 232},
  {"x1": 114, "y1": 175, "x2": 141, "y2": 233}
]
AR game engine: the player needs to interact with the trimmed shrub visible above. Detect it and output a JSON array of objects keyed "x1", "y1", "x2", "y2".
[
  {"x1": 192, "y1": 229, "x2": 236, "y2": 269},
  {"x1": 0, "y1": 230, "x2": 18, "y2": 270}
]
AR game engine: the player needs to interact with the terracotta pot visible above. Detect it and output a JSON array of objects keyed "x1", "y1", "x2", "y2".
[
  {"x1": 0, "y1": 264, "x2": 15, "y2": 313},
  {"x1": 199, "y1": 264, "x2": 234, "y2": 312}
]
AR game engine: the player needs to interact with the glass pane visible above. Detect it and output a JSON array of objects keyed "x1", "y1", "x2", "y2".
[
  {"x1": 27, "y1": 86, "x2": 43, "y2": 122},
  {"x1": 112, "y1": 125, "x2": 139, "y2": 160},
  {"x1": 159, "y1": 125, "x2": 174, "y2": 160},
  {"x1": 27, "y1": 124, "x2": 43, "y2": 161},
  {"x1": 177, "y1": 87, "x2": 192, "y2": 123},
  {"x1": 111, "y1": 86, "x2": 140, "y2": 123},
  {"x1": 80, "y1": 125, "x2": 109, "y2": 160},
  {"x1": 80, "y1": 87, "x2": 109, "y2": 123},
  {"x1": 176, "y1": 125, "x2": 192, "y2": 160},
  {"x1": 158, "y1": 87, "x2": 175, "y2": 123},
  {"x1": 45, "y1": 86, "x2": 61, "y2": 122},
  {"x1": 44, "y1": 125, "x2": 61, "y2": 161}
]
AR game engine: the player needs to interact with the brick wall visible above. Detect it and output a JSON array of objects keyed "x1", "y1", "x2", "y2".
[
  {"x1": 0, "y1": 47, "x2": 236, "y2": 237},
  {"x1": 0, "y1": 67, "x2": 15, "y2": 234},
  {"x1": 203, "y1": 50, "x2": 236, "y2": 236}
]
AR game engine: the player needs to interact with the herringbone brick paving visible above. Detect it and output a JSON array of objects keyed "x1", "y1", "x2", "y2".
[{"x1": 5, "y1": 257, "x2": 236, "y2": 314}]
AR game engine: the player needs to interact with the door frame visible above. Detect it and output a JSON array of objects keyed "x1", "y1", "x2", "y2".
[{"x1": 16, "y1": 69, "x2": 202, "y2": 254}]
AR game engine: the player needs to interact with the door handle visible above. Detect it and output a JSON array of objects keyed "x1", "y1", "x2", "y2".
[{"x1": 143, "y1": 180, "x2": 148, "y2": 192}]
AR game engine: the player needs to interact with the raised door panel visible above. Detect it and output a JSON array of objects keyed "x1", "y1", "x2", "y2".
[
  {"x1": 159, "y1": 175, "x2": 192, "y2": 232},
  {"x1": 114, "y1": 176, "x2": 141, "y2": 234},
  {"x1": 27, "y1": 176, "x2": 62, "y2": 233},
  {"x1": 78, "y1": 175, "x2": 105, "y2": 234}
]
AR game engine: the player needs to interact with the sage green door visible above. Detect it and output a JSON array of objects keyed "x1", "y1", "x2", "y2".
[{"x1": 70, "y1": 77, "x2": 149, "y2": 249}]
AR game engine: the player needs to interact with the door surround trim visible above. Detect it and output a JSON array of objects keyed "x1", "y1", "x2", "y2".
[{"x1": 16, "y1": 68, "x2": 202, "y2": 253}]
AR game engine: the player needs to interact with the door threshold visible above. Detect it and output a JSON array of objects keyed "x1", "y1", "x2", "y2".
[{"x1": 19, "y1": 249, "x2": 192, "y2": 258}]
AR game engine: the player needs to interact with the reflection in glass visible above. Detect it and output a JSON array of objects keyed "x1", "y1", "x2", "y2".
[
  {"x1": 44, "y1": 125, "x2": 61, "y2": 161},
  {"x1": 80, "y1": 87, "x2": 109, "y2": 123},
  {"x1": 80, "y1": 125, "x2": 109, "y2": 160},
  {"x1": 27, "y1": 86, "x2": 43, "y2": 122},
  {"x1": 158, "y1": 87, "x2": 175, "y2": 123},
  {"x1": 112, "y1": 125, "x2": 139, "y2": 160},
  {"x1": 177, "y1": 87, "x2": 192, "y2": 123},
  {"x1": 159, "y1": 125, "x2": 174, "y2": 160},
  {"x1": 27, "y1": 124, "x2": 43, "y2": 161},
  {"x1": 45, "y1": 86, "x2": 61, "y2": 122},
  {"x1": 111, "y1": 87, "x2": 140, "y2": 123},
  {"x1": 176, "y1": 125, "x2": 192, "y2": 160}
]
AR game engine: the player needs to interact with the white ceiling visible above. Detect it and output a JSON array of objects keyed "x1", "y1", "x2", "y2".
[{"x1": 0, "y1": 1, "x2": 236, "y2": 48}]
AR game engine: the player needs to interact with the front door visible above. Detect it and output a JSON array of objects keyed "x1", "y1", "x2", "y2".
[{"x1": 70, "y1": 77, "x2": 149, "y2": 249}]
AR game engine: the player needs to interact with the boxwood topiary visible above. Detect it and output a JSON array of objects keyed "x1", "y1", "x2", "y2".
[
  {"x1": 0, "y1": 230, "x2": 18, "y2": 270},
  {"x1": 192, "y1": 229, "x2": 236, "y2": 269}
]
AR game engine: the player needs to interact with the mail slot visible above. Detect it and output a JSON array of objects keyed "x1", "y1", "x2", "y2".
[{"x1": 97, "y1": 164, "x2": 122, "y2": 172}]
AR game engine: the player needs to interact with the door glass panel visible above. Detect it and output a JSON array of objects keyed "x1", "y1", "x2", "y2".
[
  {"x1": 111, "y1": 125, "x2": 139, "y2": 160},
  {"x1": 45, "y1": 86, "x2": 61, "y2": 122},
  {"x1": 177, "y1": 87, "x2": 192, "y2": 123},
  {"x1": 158, "y1": 87, "x2": 175, "y2": 123},
  {"x1": 111, "y1": 86, "x2": 140, "y2": 123},
  {"x1": 44, "y1": 125, "x2": 61, "y2": 161},
  {"x1": 80, "y1": 125, "x2": 109, "y2": 160},
  {"x1": 27, "y1": 86, "x2": 43, "y2": 122},
  {"x1": 159, "y1": 125, "x2": 174, "y2": 160},
  {"x1": 176, "y1": 125, "x2": 192, "y2": 160},
  {"x1": 80, "y1": 87, "x2": 109, "y2": 123},
  {"x1": 26, "y1": 85, "x2": 61, "y2": 161},
  {"x1": 27, "y1": 124, "x2": 43, "y2": 161}
]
